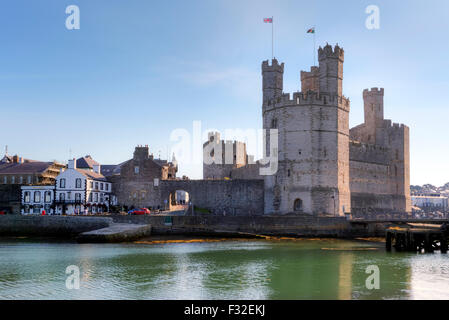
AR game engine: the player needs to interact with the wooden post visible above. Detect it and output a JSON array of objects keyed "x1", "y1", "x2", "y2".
[
  {"x1": 441, "y1": 235, "x2": 447, "y2": 254},
  {"x1": 386, "y1": 231, "x2": 392, "y2": 252}
]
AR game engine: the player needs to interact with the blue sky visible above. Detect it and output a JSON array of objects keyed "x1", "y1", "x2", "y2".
[{"x1": 1, "y1": 0, "x2": 448, "y2": 185}]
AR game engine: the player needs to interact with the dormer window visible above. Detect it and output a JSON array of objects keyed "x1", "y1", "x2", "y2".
[
  {"x1": 75, "y1": 178, "x2": 81, "y2": 188},
  {"x1": 60, "y1": 179, "x2": 66, "y2": 188}
]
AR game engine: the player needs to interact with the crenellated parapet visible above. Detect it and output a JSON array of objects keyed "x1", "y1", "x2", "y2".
[
  {"x1": 318, "y1": 43, "x2": 344, "y2": 61},
  {"x1": 261, "y1": 58, "x2": 284, "y2": 73},
  {"x1": 263, "y1": 91, "x2": 350, "y2": 113},
  {"x1": 363, "y1": 87, "x2": 384, "y2": 97}
]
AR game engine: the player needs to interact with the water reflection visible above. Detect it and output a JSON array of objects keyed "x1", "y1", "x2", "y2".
[{"x1": 0, "y1": 239, "x2": 447, "y2": 300}]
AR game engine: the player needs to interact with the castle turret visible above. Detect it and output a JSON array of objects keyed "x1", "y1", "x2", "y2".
[
  {"x1": 364, "y1": 87, "x2": 384, "y2": 128},
  {"x1": 318, "y1": 44, "x2": 344, "y2": 96},
  {"x1": 262, "y1": 59, "x2": 284, "y2": 104}
]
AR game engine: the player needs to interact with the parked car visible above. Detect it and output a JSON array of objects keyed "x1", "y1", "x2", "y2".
[
  {"x1": 128, "y1": 208, "x2": 151, "y2": 215},
  {"x1": 0, "y1": 210, "x2": 6, "y2": 215}
]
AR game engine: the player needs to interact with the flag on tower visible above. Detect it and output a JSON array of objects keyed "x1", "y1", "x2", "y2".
[
  {"x1": 307, "y1": 27, "x2": 315, "y2": 33},
  {"x1": 264, "y1": 17, "x2": 273, "y2": 23}
]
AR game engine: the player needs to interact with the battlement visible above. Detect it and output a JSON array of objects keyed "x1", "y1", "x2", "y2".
[
  {"x1": 381, "y1": 120, "x2": 408, "y2": 131},
  {"x1": 318, "y1": 44, "x2": 344, "y2": 61},
  {"x1": 261, "y1": 58, "x2": 284, "y2": 73},
  {"x1": 264, "y1": 91, "x2": 350, "y2": 111},
  {"x1": 363, "y1": 87, "x2": 384, "y2": 97}
]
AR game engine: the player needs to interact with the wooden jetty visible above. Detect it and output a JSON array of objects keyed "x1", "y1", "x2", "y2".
[{"x1": 386, "y1": 223, "x2": 448, "y2": 253}]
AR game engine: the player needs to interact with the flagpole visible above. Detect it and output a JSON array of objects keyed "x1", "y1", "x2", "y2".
[
  {"x1": 271, "y1": 16, "x2": 274, "y2": 60},
  {"x1": 313, "y1": 25, "x2": 316, "y2": 66}
]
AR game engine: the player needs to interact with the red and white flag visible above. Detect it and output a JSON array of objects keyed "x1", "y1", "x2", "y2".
[{"x1": 263, "y1": 17, "x2": 273, "y2": 23}]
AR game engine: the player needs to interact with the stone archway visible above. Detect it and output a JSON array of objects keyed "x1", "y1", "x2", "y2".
[
  {"x1": 168, "y1": 189, "x2": 190, "y2": 211},
  {"x1": 294, "y1": 198, "x2": 303, "y2": 212}
]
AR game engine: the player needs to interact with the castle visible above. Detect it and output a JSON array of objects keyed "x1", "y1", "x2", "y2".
[{"x1": 203, "y1": 43, "x2": 411, "y2": 216}]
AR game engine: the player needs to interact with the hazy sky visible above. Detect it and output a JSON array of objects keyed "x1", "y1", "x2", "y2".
[{"x1": 1, "y1": 0, "x2": 448, "y2": 185}]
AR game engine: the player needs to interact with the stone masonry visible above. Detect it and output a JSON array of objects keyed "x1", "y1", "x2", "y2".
[{"x1": 201, "y1": 43, "x2": 411, "y2": 216}]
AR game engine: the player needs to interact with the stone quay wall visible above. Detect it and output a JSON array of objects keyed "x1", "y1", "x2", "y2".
[
  {"x1": 112, "y1": 214, "x2": 384, "y2": 238},
  {"x1": 0, "y1": 215, "x2": 113, "y2": 237}
]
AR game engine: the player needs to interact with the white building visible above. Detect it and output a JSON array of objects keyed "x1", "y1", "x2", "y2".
[
  {"x1": 21, "y1": 185, "x2": 55, "y2": 215},
  {"x1": 54, "y1": 159, "x2": 114, "y2": 215},
  {"x1": 411, "y1": 194, "x2": 448, "y2": 210}
]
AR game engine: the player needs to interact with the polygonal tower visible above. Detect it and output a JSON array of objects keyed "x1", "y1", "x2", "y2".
[
  {"x1": 262, "y1": 44, "x2": 351, "y2": 216},
  {"x1": 262, "y1": 58, "x2": 284, "y2": 104}
]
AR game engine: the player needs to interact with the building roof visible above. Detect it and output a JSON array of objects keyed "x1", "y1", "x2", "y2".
[
  {"x1": 100, "y1": 164, "x2": 122, "y2": 177},
  {"x1": 76, "y1": 155, "x2": 99, "y2": 169},
  {"x1": 0, "y1": 162, "x2": 55, "y2": 175},
  {"x1": 75, "y1": 169, "x2": 107, "y2": 182}
]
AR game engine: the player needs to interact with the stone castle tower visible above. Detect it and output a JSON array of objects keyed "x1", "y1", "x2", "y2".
[
  {"x1": 262, "y1": 44, "x2": 351, "y2": 216},
  {"x1": 201, "y1": 42, "x2": 410, "y2": 216}
]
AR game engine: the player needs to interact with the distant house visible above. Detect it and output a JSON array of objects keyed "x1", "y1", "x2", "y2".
[
  {"x1": 0, "y1": 154, "x2": 65, "y2": 186},
  {"x1": 111, "y1": 145, "x2": 178, "y2": 209},
  {"x1": 0, "y1": 150, "x2": 64, "y2": 213},
  {"x1": 21, "y1": 185, "x2": 55, "y2": 215},
  {"x1": 54, "y1": 159, "x2": 115, "y2": 215},
  {"x1": 411, "y1": 194, "x2": 448, "y2": 210}
]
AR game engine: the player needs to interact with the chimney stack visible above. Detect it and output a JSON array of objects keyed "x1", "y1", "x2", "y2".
[{"x1": 68, "y1": 158, "x2": 76, "y2": 170}]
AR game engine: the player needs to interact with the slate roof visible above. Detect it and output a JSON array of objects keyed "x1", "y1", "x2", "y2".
[
  {"x1": 76, "y1": 156, "x2": 99, "y2": 169},
  {"x1": 75, "y1": 169, "x2": 107, "y2": 182},
  {"x1": 0, "y1": 162, "x2": 54, "y2": 174},
  {"x1": 100, "y1": 164, "x2": 122, "y2": 177}
]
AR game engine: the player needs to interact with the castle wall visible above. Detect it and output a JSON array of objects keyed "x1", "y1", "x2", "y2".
[
  {"x1": 159, "y1": 180, "x2": 264, "y2": 215},
  {"x1": 203, "y1": 132, "x2": 248, "y2": 179},
  {"x1": 348, "y1": 87, "x2": 411, "y2": 214},
  {"x1": 231, "y1": 163, "x2": 262, "y2": 180}
]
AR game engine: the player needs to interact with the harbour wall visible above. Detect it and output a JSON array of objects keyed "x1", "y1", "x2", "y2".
[
  {"x1": 111, "y1": 215, "x2": 386, "y2": 238},
  {"x1": 0, "y1": 215, "x2": 386, "y2": 238},
  {"x1": 0, "y1": 216, "x2": 113, "y2": 237}
]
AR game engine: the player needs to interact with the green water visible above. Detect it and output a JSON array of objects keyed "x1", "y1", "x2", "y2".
[{"x1": 0, "y1": 238, "x2": 448, "y2": 300}]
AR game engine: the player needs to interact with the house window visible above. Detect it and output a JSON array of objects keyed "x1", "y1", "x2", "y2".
[
  {"x1": 60, "y1": 193, "x2": 65, "y2": 201},
  {"x1": 95, "y1": 182, "x2": 99, "y2": 190},
  {"x1": 34, "y1": 192, "x2": 41, "y2": 203},
  {"x1": 67, "y1": 192, "x2": 71, "y2": 200},
  {"x1": 105, "y1": 184, "x2": 109, "y2": 191},
  {"x1": 271, "y1": 118, "x2": 278, "y2": 129},
  {"x1": 44, "y1": 191, "x2": 51, "y2": 203},
  {"x1": 94, "y1": 193, "x2": 98, "y2": 202},
  {"x1": 287, "y1": 169, "x2": 291, "y2": 177},
  {"x1": 89, "y1": 193, "x2": 92, "y2": 202},
  {"x1": 11, "y1": 176, "x2": 15, "y2": 184},
  {"x1": 24, "y1": 191, "x2": 30, "y2": 203},
  {"x1": 75, "y1": 178, "x2": 81, "y2": 188},
  {"x1": 19, "y1": 176, "x2": 23, "y2": 184},
  {"x1": 100, "y1": 194, "x2": 104, "y2": 203},
  {"x1": 27, "y1": 176, "x2": 31, "y2": 184},
  {"x1": 90, "y1": 181, "x2": 93, "y2": 188},
  {"x1": 75, "y1": 193, "x2": 81, "y2": 202},
  {"x1": 60, "y1": 179, "x2": 66, "y2": 188},
  {"x1": 3, "y1": 176, "x2": 6, "y2": 184},
  {"x1": 134, "y1": 166, "x2": 140, "y2": 174},
  {"x1": 100, "y1": 183, "x2": 104, "y2": 190}
]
